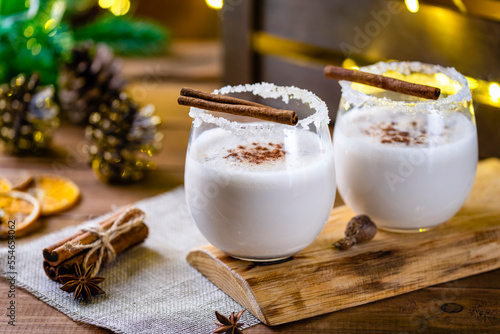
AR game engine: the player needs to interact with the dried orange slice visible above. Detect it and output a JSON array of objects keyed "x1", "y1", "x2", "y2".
[
  {"x1": 0, "y1": 171, "x2": 33, "y2": 191},
  {"x1": 0, "y1": 191, "x2": 41, "y2": 239},
  {"x1": 9, "y1": 171, "x2": 34, "y2": 190},
  {"x1": 0, "y1": 177, "x2": 12, "y2": 192},
  {"x1": 27, "y1": 175, "x2": 80, "y2": 216}
]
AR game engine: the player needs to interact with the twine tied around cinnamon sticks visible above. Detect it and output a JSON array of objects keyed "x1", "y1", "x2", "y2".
[
  {"x1": 43, "y1": 206, "x2": 149, "y2": 281},
  {"x1": 64, "y1": 207, "x2": 145, "y2": 277}
]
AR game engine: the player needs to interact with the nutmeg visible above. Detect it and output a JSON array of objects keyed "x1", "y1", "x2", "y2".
[
  {"x1": 333, "y1": 236, "x2": 356, "y2": 250},
  {"x1": 333, "y1": 214, "x2": 377, "y2": 250},
  {"x1": 345, "y1": 214, "x2": 378, "y2": 243}
]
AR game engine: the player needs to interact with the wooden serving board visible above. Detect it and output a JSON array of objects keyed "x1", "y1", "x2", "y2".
[{"x1": 187, "y1": 158, "x2": 500, "y2": 326}]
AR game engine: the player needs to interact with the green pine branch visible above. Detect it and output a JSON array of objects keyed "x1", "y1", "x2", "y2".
[
  {"x1": 73, "y1": 14, "x2": 169, "y2": 56},
  {"x1": 0, "y1": 0, "x2": 74, "y2": 85}
]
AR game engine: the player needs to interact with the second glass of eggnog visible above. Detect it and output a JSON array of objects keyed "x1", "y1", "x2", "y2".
[
  {"x1": 334, "y1": 61, "x2": 478, "y2": 232},
  {"x1": 185, "y1": 83, "x2": 335, "y2": 261}
]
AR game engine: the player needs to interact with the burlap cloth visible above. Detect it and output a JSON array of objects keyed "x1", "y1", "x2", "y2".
[{"x1": 0, "y1": 187, "x2": 260, "y2": 333}]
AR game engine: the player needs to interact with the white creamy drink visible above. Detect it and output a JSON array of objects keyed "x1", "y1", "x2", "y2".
[
  {"x1": 185, "y1": 127, "x2": 335, "y2": 260},
  {"x1": 334, "y1": 108, "x2": 477, "y2": 231}
]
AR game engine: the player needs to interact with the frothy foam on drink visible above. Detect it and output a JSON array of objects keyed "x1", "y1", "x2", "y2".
[
  {"x1": 224, "y1": 142, "x2": 285, "y2": 165},
  {"x1": 341, "y1": 109, "x2": 472, "y2": 147},
  {"x1": 190, "y1": 128, "x2": 325, "y2": 172}
]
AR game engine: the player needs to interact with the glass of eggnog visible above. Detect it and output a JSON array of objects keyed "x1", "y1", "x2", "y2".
[
  {"x1": 185, "y1": 83, "x2": 335, "y2": 261},
  {"x1": 334, "y1": 61, "x2": 477, "y2": 232}
]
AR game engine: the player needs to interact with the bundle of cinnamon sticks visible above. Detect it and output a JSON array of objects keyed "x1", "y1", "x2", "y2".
[{"x1": 43, "y1": 206, "x2": 148, "y2": 281}]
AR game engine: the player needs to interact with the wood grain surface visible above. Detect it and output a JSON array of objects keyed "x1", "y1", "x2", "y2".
[
  {"x1": 188, "y1": 159, "x2": 500, "y2": 326},
  {"x1": 1, "y1": 41, "x2": 500, "y2": 333}
]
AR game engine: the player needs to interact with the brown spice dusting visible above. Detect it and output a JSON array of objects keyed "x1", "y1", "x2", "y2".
[
  {"x1": 393, "y1": 136, "x2": 410, "y2": 145},
  {"x1": 365, "y1": 121, "x2": 429, "y2": 146},
  {"x1": 224, "y1": 142, "x2": 285, "y2": 165}
]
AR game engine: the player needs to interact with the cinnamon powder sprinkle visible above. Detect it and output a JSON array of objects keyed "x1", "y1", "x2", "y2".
[
  {"x1": 366, "y1": 122, "x2": 429, "y2": 146},
  {"x1": 224, "y1": 142, "x2": 285, "y2": 164}
]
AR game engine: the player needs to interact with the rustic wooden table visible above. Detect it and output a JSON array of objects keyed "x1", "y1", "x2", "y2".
[{"x1": 1, "y1": 42, "x2": 499, "y2": 333}]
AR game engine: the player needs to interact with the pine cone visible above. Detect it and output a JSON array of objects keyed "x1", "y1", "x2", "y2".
[
  {"x1": 85, "y1": 92, "x2": 162, "y2": 183},
  {"x1": 58, "y1": 42, "x2": 124, "y2": 125},
  {"x1": 0, "y1": 73, "x2": 59, "y2": 155}
]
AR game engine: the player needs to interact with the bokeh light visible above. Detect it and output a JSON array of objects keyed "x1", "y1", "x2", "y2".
[
  {"x1": 206, "y1": 0, "x2": 223, "y2": 10},
  {"x1": 98, "y1": 0, "x2": 115, "y2": 9},
  {"x1": 488, "y1": 83, "x2": 500, "y2": 101},
  {"x1": 342, "y1": 58, "x2": 359, "y2": 70},
  {"x1": 98, "y1": 0, "x2": 130, "y2": 16},
  {"x1": 405, "y1": 0, "x2": 419, "y2": 13}
]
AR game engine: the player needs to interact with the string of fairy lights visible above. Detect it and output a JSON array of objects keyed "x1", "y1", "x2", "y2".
[{"x1": 207, "y1": 0, "x2": 500, "y2": 107}]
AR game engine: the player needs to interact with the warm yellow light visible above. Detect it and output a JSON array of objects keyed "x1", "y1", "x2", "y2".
[
  {"x1": 451, "y1": 0, "x2": 467, "y2": 13},
  {"x1": 206, "y1": 0, "x2": 223, "y2": 10},
  {"x1": 44, "y1": 18, "x2": 57, "y2": 31},
  {"x1": 405, "y1": 0, "x2": 419, "y2": 13},
  {"x1": 435, "y1": 73, "x2": 450, "y2": 86},
  {"x1": 342, "y1": 58, "x2": 359, "y2": 70},
  {"x1": 434, "y1": 73, "x2": 462, "y2": 95},
  {"x1": 98, "y1": 0, "x2": 115, "y2": 9},
  {"x1": 489, "y1": 83, "x2": 500, "y2": 100},
  {"x1": 110, "y1": 0, "x2": 130, "y2": 16},
  {"x1": 466, "y1": 76, "x2": 478, "y2": 90}
]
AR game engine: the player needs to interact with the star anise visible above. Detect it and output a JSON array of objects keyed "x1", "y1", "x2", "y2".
[
  {"x1": 58, "y1": 264, "x2": 105, "y2": 302},
  {"x1": 214, "y1": 310, "x2": 244, "y2": 334}
]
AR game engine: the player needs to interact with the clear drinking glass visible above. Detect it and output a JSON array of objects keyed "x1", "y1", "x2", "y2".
[
  {"x1": 334, "y1": 61, "x2": 478, "y2": 232},
  {"x1": 185, "y1": 83, "x2": 335, "y2": 261}
]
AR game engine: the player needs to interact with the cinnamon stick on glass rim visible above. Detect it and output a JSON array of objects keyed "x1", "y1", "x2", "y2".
[
  {"x1": 178, "y1": 87, "x2": 299, "y2": 126},
  {"x1": 324, "y1": 65, "x2": 441, "y2": 100}
]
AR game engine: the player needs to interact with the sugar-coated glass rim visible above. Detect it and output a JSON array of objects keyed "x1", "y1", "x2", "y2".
[
  {"x1": 338, "y1": 61, "x2": 472, "y2": 111},
  {"x1": 189, "y1": 82, "x2": 330, "y2": 131}
]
